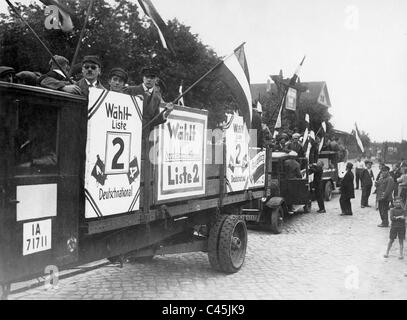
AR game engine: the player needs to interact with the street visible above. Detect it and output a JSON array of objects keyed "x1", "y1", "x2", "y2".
[{"x1": 9, "y1": 178, "x2": 407, "y2": 300}]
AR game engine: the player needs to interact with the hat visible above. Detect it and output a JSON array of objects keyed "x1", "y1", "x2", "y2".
[
  {"x1": 382, "y1": 165, "x2": 390, "y2": 171},
  {"x1": 364, "y1": 160, "x2": 373, "y2": 165},
  {"x1": 141, "y1": 66, "x2": 159, "y2": 77},
  {"x1": 49, "y1": 55, "x2": 69, "y2": 67},
  {"x1": 109, "y1": 67, "x2": 128, "y2": 83},
  {"x1": 0, "y1": 66, "x2": 15, "y2": 77},
  {"x1": 292, "y1": 133, "x2": 301, "y2": 139},
  {"x1": 82, "y1": 55, "x2": 101, "y2": 67},
  {"x1": 346, "y1": 162, "x2": 353, "y2": 169}
]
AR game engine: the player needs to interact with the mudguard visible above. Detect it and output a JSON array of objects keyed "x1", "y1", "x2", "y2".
[{"x1": 265, "y1": 197, "x2": 285, "y2": 209}]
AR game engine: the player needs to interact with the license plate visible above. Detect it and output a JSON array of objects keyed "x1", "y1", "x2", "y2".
[
  {"x1": 23, "y1": 219, "x2": 52, "y2": 256},
  {"x1": 243, "y1": 214, "x2": 258, "y2": 222}
]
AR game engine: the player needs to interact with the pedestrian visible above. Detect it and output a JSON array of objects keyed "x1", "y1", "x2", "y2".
[
  {"x1": 375, "y1": 165, "x2": 395, "y2": 227},
  {"x1": 383, "y1": 197, "x2": 406, "y2": 260},
  {"x1": 354, "y1": 156, "x2": 365, "y2": 190},
  {"x1": 390, "y1": 163, "x2": 402, "y2": 206},
  {"x1": 108, "y1": 67, "x2": 128, "y2": 93},
  {"x1": 309, "y1": 160, "x2": 326, "y2": 213},
  {"x1": 124, "y1": 66, "x2": 173, "y2": 129},
  {"x1": 397, "y1": 165, "x2": 407, "y2": 207},
  {"x1": 340, "y1": 162, "x2": 355, "y2": 216},
  {"x1": 374, "y1": 162, "x2": 384, "y2": 210},
  {"x1": 76, "y1": 55, "x2": 106, "y2": 96},
  {"x1": 39, "y1": 55, "x2": 81, "y2": 94},
  {"x1": 360, "y1": 160, "x2": 374, "y2": 208}
]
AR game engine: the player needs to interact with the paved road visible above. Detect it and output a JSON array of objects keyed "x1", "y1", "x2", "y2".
[{"x1": 9, "y1": 183, "x2": 407, "y2": 300}]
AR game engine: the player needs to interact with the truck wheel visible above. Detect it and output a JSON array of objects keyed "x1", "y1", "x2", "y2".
[
  {"x1": 217, "y1": 216, "x2": 248, "y2": 273},
  {"x1": 208, "y1": 215, "x2": 227, "y2": 271},
  {"x1": 324, "y1": 181, "x2": 333, "y2": 201},
  {"x1": 269, "y1": 206, "x2": 284, "y2": 234}
]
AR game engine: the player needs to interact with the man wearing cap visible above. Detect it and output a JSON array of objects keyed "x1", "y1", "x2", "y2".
[
  {"x1": 108, "y1": 67, "x2": 128, "y2": 93},
  {"x1": 360, "y1": 160, "x2": 374, "y2": 208},
  {"x1": 340, "y1": 162, "x2": 355, "y2": 215},
  {"x1": 0, "y1": 66, "x2": 15, "y2": 82},
  {"x1": 39, "y1": 55, "x2": 81, "y2": 94},
  {"x1": 76, "y1": 55, "x2": 105, "y2": 97},
  {"x1": 124, "y1": 66, "x2": 173, "y2": 129},
  {"x1": 286, "y1": 133, "x2": 304, "y2": 157},
  {"x1": 375, "y1": 165, "x2": 395, "y2": 227}
]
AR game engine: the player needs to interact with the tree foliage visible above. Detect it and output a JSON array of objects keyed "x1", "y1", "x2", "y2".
[{"x1": 0, "y1": 0, "x2": 234, "y2": 127}]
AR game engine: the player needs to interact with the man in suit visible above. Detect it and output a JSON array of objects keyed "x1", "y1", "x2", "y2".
[
  {"x1": 360, "y1": 160, "x2": 374, "y2": 208},
  {"x1": 39, "y1": 55, "x2": 81, "y2": 94},
  {"x1": 124, "y1": 66, "x2": 173, "y2": 130},
  {"x1": 376, "y1": 165, "x2": 395, "y2": 227},
  {"x1": 76, "y1": 55, "x2": 106, "y2": 96},
  {"x1": 309, "y1": 160, "x2": 326, "y2": 213},
  {"x1": 340, "y1": 162, "x2": 355, "y2": 215}
]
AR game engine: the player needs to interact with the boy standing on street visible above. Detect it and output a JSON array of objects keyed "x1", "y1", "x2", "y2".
[{"x1": 384, "y1": 197, "x2": 406, "y2": 259}]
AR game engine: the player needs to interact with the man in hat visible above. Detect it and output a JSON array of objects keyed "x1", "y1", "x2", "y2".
[
  {"x1": 251, "y1": 103, "x2": 263, "y2": 148},
  {"x1": 39, "y1": 55, "x2": 81, "y2": 94},
  {"x1": 360, "y1": 160, "x2": 374, "y2": 208},
  {"x1": 286, "y1": 133, "x2": 304, "y2": 157},
  {"x1": 76, "y1": 55, "x2": 105, "y2": 97},
  {"x1": 375, "y1": 165, "x2": 395, "y2": 227},
  {"x1": 0, "y1": 66, "x2": 15, "y2": 83},
  {"x1": 124, "y1": 66, "x2": 173, "y2": 129},
  {"x1": 340, "y1": 162, "x2": 355, "y2": 215},
  {"x1": 108, "y1": 67, "x2": 128, "y2": 93}
]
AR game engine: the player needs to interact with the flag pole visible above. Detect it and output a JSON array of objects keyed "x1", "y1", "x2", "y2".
[
  {"x1": 6, "y1": 0, "x2": 74, "y2": 84},
  {"x1": 69, "y1": 0, "x2": 95, "y2": 76},
  {"x1": 142, "y1": 42, "x2": 246, "y2": 131}
]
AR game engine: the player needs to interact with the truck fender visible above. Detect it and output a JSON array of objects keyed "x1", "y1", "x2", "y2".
[{"x1": 265, "y1": 197, "x2": 285, "y2": 209}]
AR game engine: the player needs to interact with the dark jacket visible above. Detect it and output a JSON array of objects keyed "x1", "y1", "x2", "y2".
[
  {"x1": 76, "y1": 78, "x2": 106, "y2": 97},
  {"x1": 284, "y1": 159, "x2": 302, "y2": 179},
  {"x1": 309, "y1": 164, "x2": 323, "y2": 187},
  {"x1": 340, "y1": 170, "x2": 355, "y2": 199},
  {"x1": 124, "y1": 85, "x2": 166, "y2": 129},
  {"x1": 361, "y1": 168, "x2": 374, "y2": 188},
  {"x1": 287, "y1": 141, "x2": 304, "y2": 157},
  {"x1": 376, "y1": 175, "x2": 395, "y2": 202},
  {"x1": 39, "y1": 70, "x2": 70, "y2": 90}
]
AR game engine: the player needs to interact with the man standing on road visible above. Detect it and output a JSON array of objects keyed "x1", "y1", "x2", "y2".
[
  {"x1": 309, "y1": 160, "x2": 326, "y2": 213},
  {"x1": 375, "y1": 165, "x2": 395, "y2": 227},
  {"x1": 354, "y1": 156, "x2": 365, "y2": 190},
  {"x1": 361, "y1": 160, "x2": 374, "y2": 208},
  {"x1": 340, "y1": 162, "x2": 355, "y2": 216}
]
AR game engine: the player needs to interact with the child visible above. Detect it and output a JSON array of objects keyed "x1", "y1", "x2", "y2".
[{"x1": 384, "y1": 197, "x2": 406, "y2": 259}]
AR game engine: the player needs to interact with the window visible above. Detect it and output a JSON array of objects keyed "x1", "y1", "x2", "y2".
[{"x1": 14, "y1": 103, "x2": 58, "y2": 175}]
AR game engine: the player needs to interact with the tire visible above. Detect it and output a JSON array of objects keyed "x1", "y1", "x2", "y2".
[
  {"x1": 217, "y1": 216, "x2": 248, "y2": 273},
  {"x1": 207, "y1": 215, "x2": 227, "y2": 271},
  {"x1": 324, "y1": 181, "x2": 333, "y2": 201},
  {"x1": 269, "y1": 206, "x2": 284, "y2": 234}
]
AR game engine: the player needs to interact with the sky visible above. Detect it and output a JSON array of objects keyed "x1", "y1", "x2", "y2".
[{"x1": 1, "y1": 0, "x2": 407, "y2": 142}]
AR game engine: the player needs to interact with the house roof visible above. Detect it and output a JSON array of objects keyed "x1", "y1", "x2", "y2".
[{"x1": 251, "y1": 81, "x2": 332, "y2": 108}]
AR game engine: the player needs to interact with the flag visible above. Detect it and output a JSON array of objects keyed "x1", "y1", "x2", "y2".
[
  {"x1": 274, "y1": 100, "x2": 283, "y2": 129},
  {"x1": 127, "y1": 157, "x2": 140, "y2": 185},
  {"x1": 354, "y1": 123, "x2": 365, "y2": 153},
  {"x1": 214, "y1": 43, "x2": 252, "y2": 126},
  {"x1": 318, "y1": 121, "x2": 327, "y2": 152},
  {"x1": 40, "y1": 0, "x2": 74, "y2": 32},
  {"x1": 178, "y1": 81, "x2": 184, "y2": 106},
  {"x1": 137, "y1": 0, "x2": 175, "y2": 54},
  {"x1": 91, "y1": 155, "x2": 107, "y2": 186},
  {"x1": 302, "y1": 114, "x2": 310, "y2": 147},
  {"x1": 256, "y1": 100, "x2": 262, "y2": 113},
  {"x1": 290, "y1": 55, "x2": 306, "y2": 85}
]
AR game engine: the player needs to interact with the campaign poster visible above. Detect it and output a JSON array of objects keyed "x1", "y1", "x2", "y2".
[
  {"x1": 84, "y1": 88, "x2": 143, "y2": 219},
  {"x1": 225, "y1": 113, "x2": 250, "y2": 192},
  {"x1": 156, "y1": 107, "x2": 207, "y2": 202},
  {"x1": 286, "y1": 87, "x2": 297, "y2": 111},
  {"x1": 249, "y1": 148, "x2": 265, "y2": 188}
]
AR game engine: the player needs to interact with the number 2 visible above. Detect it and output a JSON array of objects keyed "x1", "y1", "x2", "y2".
[
  {"x1": 112, "y1": 137, "x2": 124, "y2": 170},
  {"x1": 236, "y1": 144, "x2": 241, "y2": 165}
]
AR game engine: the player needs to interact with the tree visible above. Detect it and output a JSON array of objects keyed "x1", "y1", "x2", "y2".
[{"x1": 0, "y1": 0, "x2": 235, "y2": 127}]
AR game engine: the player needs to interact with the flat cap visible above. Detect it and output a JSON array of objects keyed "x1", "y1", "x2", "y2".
[
  {"x1": 364, "y1": 160, "x2": 373, "y2": 165},
  {"x1": 0, "y1": 66, "x2": 15, "y2": 77},
  {"x1": 49, "y1": 55, "x2": 69, "y2": 67},
  {"x1": 82, "y1": 55, "x2": 102, "y2": 67},
  {"x1": 141, "y1": 66, "x2": 159, "y2": 77},
  {"x1": 109, "y1": 67, "x2": 128, "y2": 83}
]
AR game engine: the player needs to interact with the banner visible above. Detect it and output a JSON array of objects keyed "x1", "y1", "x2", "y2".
[
  {"x1": 156, "y1": 107, "x2": 207, "y2": 201},
  {"x1": 249, "y1": 148, "x2": 265, "y2": 188},
  {"x1": 285, "y1": 87, "x2": 297, "y2": 111},
  {"x1": 225, "y1": 113, "x2": 250, "y2": 192},
  {"x1": 84, "y1": 88, "x2": 143, "y2": 219}
]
